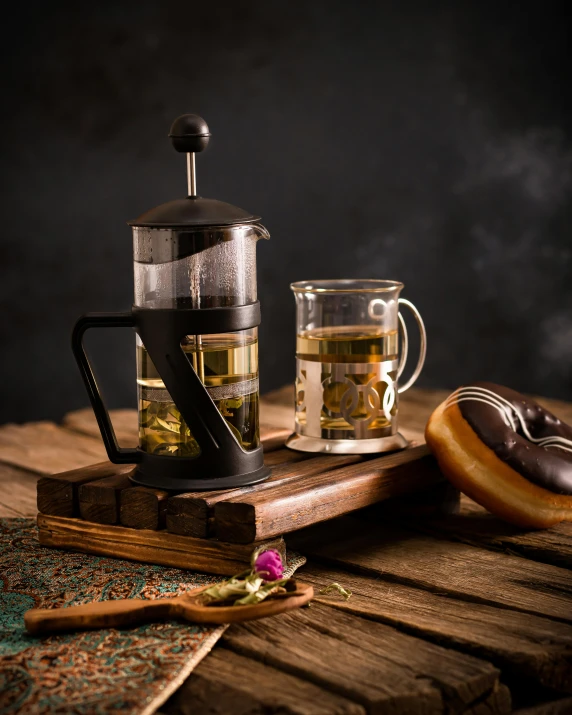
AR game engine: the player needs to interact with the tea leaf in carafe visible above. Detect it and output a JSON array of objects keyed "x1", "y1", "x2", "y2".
[{"x1": 137, "y1": 333, "x2": 259, "y2": 457}]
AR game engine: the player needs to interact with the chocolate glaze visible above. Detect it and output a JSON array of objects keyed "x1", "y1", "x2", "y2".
[{"x1": 457, "y1": 382, "x2": 572, "y2": 495}]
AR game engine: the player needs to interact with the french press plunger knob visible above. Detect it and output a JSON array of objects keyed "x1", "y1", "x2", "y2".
[{"x1": 169, "y1": 114, "x2": 211, "y2": 197}]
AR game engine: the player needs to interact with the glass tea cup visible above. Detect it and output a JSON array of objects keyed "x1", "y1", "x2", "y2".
[{"x1": 286, "y1": 279, "x2": 426, "y2": 454}]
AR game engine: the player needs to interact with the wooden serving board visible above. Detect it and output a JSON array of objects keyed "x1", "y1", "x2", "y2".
[{"x1": 36, "y1": 420, "x2": 449, "y2": 572}]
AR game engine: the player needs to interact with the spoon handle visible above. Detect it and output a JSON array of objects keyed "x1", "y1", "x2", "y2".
[{"x1": 25, "y1": 597, "x2": 177, "y2": 635}]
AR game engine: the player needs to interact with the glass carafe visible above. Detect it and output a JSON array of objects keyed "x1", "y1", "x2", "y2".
[{"x1": 133, "y1": 224, "x2": 268, "y2": 458}]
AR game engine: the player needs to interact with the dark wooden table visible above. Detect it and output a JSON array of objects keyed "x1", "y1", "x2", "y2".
[{"x1": 2, "y1": 387, "x2": 572, "y2": 714}]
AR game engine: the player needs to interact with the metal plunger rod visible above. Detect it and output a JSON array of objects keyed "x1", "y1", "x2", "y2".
[
  {"x1": 187, "y1": 153, "x2": 197, "y2": 197},
  {"x1": 186, "y1": 151, "x2": 202, "y2": 379},
  {"x1": 169, "y1": 114, "x2": 211, "y2": 382}
]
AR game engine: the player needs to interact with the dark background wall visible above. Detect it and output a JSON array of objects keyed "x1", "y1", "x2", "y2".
[{"x1": 2, "y1": 0, "x2": 572, "y2": 424}]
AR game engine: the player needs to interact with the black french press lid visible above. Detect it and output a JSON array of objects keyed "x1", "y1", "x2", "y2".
[{"x1": 129, "y1": 114, "x2": 261, "y2": 228}]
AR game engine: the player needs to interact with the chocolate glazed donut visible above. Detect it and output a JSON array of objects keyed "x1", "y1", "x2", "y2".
[{"x1": 425, "y1": 382, "x2": 572, "y2": 528}]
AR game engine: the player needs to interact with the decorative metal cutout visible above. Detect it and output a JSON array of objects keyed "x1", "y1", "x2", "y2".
[{"x1": 295, "y1": 358, "x2": 399, "y2": 440}]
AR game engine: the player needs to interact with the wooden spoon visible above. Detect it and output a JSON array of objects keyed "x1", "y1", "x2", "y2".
[{"x1": 24, "y1": 582, "x2": 314, "y2": 636}]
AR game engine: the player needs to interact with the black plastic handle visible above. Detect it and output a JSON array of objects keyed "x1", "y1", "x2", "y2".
[{"x1": 72, "y1": 312, "x2": 140, "y2": 464}]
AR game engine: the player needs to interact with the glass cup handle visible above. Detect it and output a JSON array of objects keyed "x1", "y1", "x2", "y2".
[{"x1": 396, "y1": 298, "x2": 427, "y2": 394}]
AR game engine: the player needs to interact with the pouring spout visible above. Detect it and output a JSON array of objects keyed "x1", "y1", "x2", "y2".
[{"x1": 253, "y1": 223, "x2": 270, "y2": 240}]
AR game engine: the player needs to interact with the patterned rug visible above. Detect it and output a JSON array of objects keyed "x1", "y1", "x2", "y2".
[{"x1": 0, "y1": 518, "x2": 305, "y2": 714}]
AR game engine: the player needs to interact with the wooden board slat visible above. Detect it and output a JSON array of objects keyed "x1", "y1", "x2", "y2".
[
  {"x1": 37, "y1": 462, "x2": 135, "y2": 518},
  {"x1": 79, "y1": 474, "x2": 134, "y2": 525},
  {"x1": 0, "y1": 422, "x2": 107, "y2": 474},
  {"x1": 120, "y1": 486, "x2": 169, "y2": 530},
  {"x1": 409, "y1": 497, "x2": 572, "y2": 570},
  {"x1": 166, "y1": 454, "x2": 363, "y2": 539},
  {"x1": 303, "y1": 564, "x2": 572, "y2": 693},
  {"x1": 259, "y1": 425, "x2": 294, "y2": 453},
  {"x1": 259, "y1": 385, "x2": 295, "y2": 431},
  {"x1": 163, "y1": 646, "x2": 365, "y2": 715},
  {"x1": 222, "y1": 602, "x2": 507, "y2": 714},
  {"x1": 289, "y1": 516, "x2": 572, "y2": 623},
  {"x1": 215, "y1": 445, "x2": 443, "y2": 543},
  {"x1": 0, "y1": 462, "x2": 40, "y2": 517},
  {"x1": 37, "y1": 514, "x2": 286, "y2": 576},
  {"x1": 263, "y1": 447, "x2": 310, "y2": 467},
  {"x1": 63, "y1": 407, "x2": 138, "y2": 446}
]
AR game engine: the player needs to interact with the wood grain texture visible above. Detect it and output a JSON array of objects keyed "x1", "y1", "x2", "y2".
[
  {"x1": 410, "y1": 498, "x2": 572, "y2": 570},
  {"x1": 259, "y1": 386, "x2": 295, "y2": 431},
  {"x1": 263, "y1": 447, "x2": 310, "y2": 467},
  {"x1": 79, "y1": 474, "x2": 133, "y2": 524},
  {"x1": 0, "y1": 462, "x2": 39, "y2": 516},
  {"x1": 259, "y1": 425, "x2": 293, "y2": 452},
  {"x1": 303, "y1": 564, "x2": 572, "y2": 693},
  {"x1": 166, "y1": 454, "x2": 362, "y2": 539},
  {"x1": 222, "y1": 602, "x2": 506, "y2": 714},
  {"x1": 63, "y1": 407, "x2": 138, "y2": 446},
  {"x1": 120, "y1": 486, "x2": 169, "y2": 530},
  {"x1": 215, "y1": 445, "x2": 443, "y2": 543},
  {"x1": 37, "y1": 462, "x2": 135, "y2": 518},
  {"x1": 289, "y1": 516, "x2": 572, "y2": 622},
  {"x1": 0, "y1": 422, "x2": 107, "y2": 474},
  {"x1": 364, "y1": 479, "x2": 461, "y2": 519},
  {"x1": 37, "y1": 514, "x2": 286, "y2": 576},
  {"x1": 162, "y1": 646, "x2": 365, "y2": 715}
]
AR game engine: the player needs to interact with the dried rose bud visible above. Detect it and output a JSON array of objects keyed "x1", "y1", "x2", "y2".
[{"x1": 254, "y1": 549, "x2": 284, "y2": 581}]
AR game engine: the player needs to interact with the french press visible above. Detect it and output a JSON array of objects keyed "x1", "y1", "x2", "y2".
[{"x1": 72, "y1": 115, "x2": 271, "y2": 490}]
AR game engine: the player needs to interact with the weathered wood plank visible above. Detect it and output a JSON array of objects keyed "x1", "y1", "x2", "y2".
[
  {"x1": 37, "y1": 462, "x2": 135, "y2": 518},
  {"x1": 37, "y1": 514, "x2": 286, "y2": 576},
  {"x1": 409, "y1": 497, "x2": 572, "y2": 570},
  {"x1": 364, "y1": 479, "x2": 461, "y2": 519},
  {"x1": 0, "y1": 422, "x2": 107, "y2": 474},
  {"x1": 304, "y1": 564, "x2": 572, "y2": 693},
  {"x1": 263, "y1": 447, "x2": 310, "y2": 467},
  {"x1": 63, "y1": 407, "x2": 138, "y2": 445},
  {"x1": 259, "y1": 425, "x2": 294, "y2": 453},
  {"x1": 0, "y1": 503, "x2": 23, "y2": 517},
  {"x1": 166, "y1": 454, "x2": 362, "y2": 539},
  {"x1": 215, "y1": 445, "x2": 443, "y2": 543},
  {"x1": 259, "y1": 385, "x2": 295, "y2": 431},
  {"x1": 289, "y1": 516, "x2": 572, "y2": 623},
  {"x1": 120, "y1": 486, "x2": 169, "y2": 530},
  {"x1": 0, "y1": 462, "x2": 39, "y2": 516},
  {"x1": 162, "y1": 646, "x2": 365, "y2": 715},
  {"x1": 79, "y1": 474, "x2": 133, "y2": 524},
  {"x1": 222, "y1": 602, "x2": 506, "y2": 714}
]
